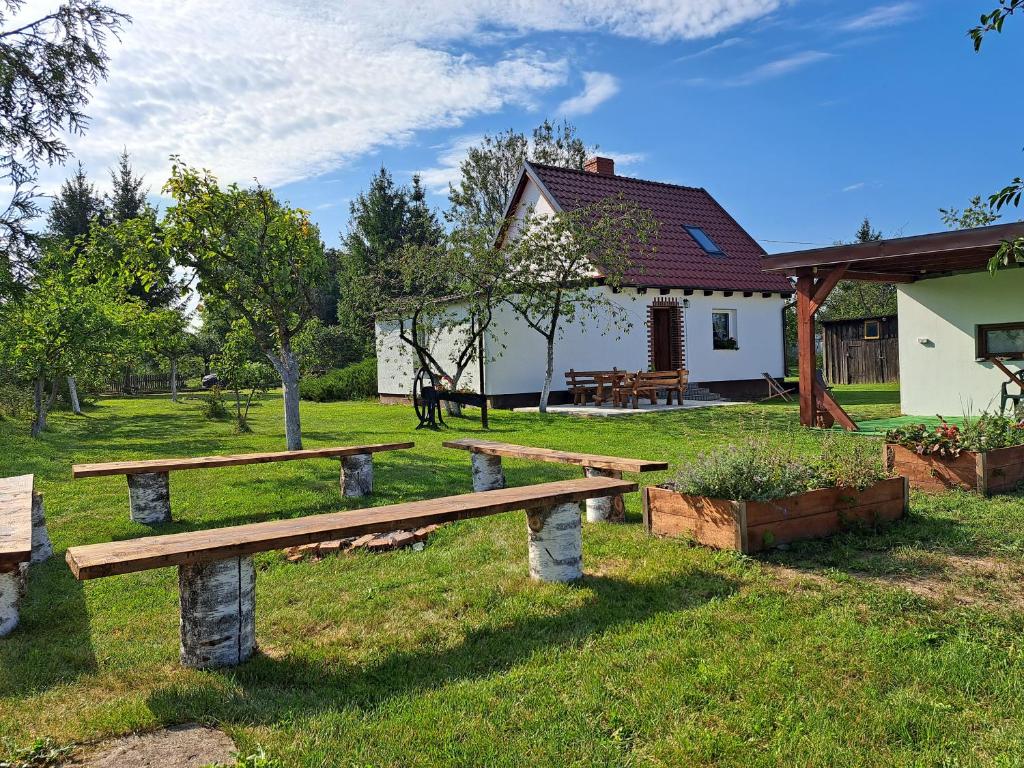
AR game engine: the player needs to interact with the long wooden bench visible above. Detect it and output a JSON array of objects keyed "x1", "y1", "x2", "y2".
[
  {"x1": 0, "y1": 475, "x2": 53, "y2": 637},
  {"x1": 66, "y1": 476, "x2": 636, "y2": 669},
  {"x1": 619, "y1": 369, "x2": 688, "y2": 408},
  {"x1": 442, "y1": 438, "x2": 667, "y2": 523},
  {"x1": 72, "y1": 443, "x2": 414, "y2": 525}
]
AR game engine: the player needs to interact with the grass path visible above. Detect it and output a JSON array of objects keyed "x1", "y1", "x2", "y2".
[{"x1": 2, "y1": 385, "x2": 1024, "y2": 766}]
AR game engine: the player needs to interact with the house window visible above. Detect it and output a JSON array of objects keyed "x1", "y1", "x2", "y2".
[
  {"x1": 864, "y1": 320, "x2": 881, "y2": 340},
  {"x1": 712, "y1": 309, "x2": 738, "y2": 350},
  {"x1": 684, "y1": 226, "x2": 725, "y2": 256},
  {"x1": 977, "y1": 322, "x2": 1024, "y2": 360}
]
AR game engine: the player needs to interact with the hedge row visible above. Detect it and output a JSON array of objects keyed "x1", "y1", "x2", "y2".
[{"x1": 299, "y1": 358, "x2": 378, "y2": 402}]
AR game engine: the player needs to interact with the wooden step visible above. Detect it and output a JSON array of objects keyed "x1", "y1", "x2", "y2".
[
  {"x1": 72, "y1": 442, "x2": 414, "y2": 478},
  {"x1": 66, "y1": 476, "x2": 637, "y2": 580},
  {"x1": 442, "y1": 438, "x2": 667, "y2": 473}
]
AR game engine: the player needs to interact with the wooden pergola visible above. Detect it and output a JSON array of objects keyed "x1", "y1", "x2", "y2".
[{"x1": 763, "y1": 222, "x2": 1024, "y2": 430}]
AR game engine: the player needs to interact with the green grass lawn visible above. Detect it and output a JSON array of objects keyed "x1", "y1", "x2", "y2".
[{"x1": 3, "y1": 384, "x2": 1024, "y2": 766}]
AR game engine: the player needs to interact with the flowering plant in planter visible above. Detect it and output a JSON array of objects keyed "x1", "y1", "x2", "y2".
[{"x1": 886, "y1": 413, "x2": 1024, "y2": 459}]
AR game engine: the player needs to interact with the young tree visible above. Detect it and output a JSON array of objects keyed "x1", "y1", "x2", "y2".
[
  {"x1": 338, "y1": 168, "x2": 443, "y2": 355},
  {"x1": 968, "y1": 2, "x2": 1024, "y2": 271},
  {"x1": 107, "y1": 148, "x2": 148, "y2": 223},
  {"x1": 215, "y1": 321, "x2": 274, "y2": 432},
  {"x1": 373, "y1": 227, "x2": 507, "y2": 411},
  {"x1": 503, "y1": 196, "x2": 658, "y2": 412},
  {"x1": 46, "y1": 162, "x2": 105, "y2": 248},
  {"x1": 447, "y1": 119, "x2": 592, "y2": 234},
  {"x1": 162, "y1": 161, "x2": 326, "y2": 450},
  {"x1": 0, "y1": 1, "x2": 129, "y2": 298},
  {"x1": 939, "y1": 196, "x2": 1001, "y2": 230},
  {"x1": 141, "y1": 307, "x2": 190, "y2": 402}
]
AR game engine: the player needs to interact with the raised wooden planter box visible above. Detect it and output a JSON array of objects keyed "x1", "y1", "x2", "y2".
[
  {"x1": 642, "y1": 477, "x2": 908, "y2": 554},
  {"x1": 884, "y1": 443, "x2": 1024, "y2": 496}
]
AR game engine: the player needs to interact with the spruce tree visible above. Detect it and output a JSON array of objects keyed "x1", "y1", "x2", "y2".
[
  {"x1": 107, "y1": 149, "x2": 149, "y2": 223},
  {"x1": 46, "y1": 162, "x2": 105, "y2": 247}
]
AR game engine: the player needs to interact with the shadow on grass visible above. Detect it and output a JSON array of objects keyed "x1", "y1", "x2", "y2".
[
  {"x1": 146, "y1": 569, "x2": 737, "y2": 724},
  {"x1": 0, "y1": 558, "x2": 96, "y2": 697}
]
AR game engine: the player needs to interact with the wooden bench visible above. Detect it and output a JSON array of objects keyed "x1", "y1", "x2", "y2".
[
  {"x1": 564, "y1": 369, "x2": 621, "y2": 405},
  {"x1": 0, "y1": 475, "x2": 53, "y2": 637},
  {"x1": 442, "y1": 438, "x2": 667, "y2": 523},
  {"x1": 66, "y1": 476, "x2": 636, "y2": 669},
  {"x1": 72, "y1": 443, "x2": 414, "y2": 525},
  {"x1": 619, "y1": 370, "x2": 688, "y2": 408}
]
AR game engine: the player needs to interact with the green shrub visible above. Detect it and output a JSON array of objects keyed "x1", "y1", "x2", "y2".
[
  {"x1": 197, "y1": 386, "x2": 230, "y2": 420},
  {"x1": 299, "y1": 358, "x2": 377, "y2": 402}
]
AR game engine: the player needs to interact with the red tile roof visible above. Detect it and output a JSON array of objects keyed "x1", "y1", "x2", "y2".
[{"x1": 525, "y1": 162, "x2": 794, "y2": 293}]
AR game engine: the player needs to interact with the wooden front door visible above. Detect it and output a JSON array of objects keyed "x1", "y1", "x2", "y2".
[{"x1": 652, "y1": 307, "x2": 674, "y2": 371}]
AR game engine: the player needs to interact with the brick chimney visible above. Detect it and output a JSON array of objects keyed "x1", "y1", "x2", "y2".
[{"x1": 584, "y1": 156, "x2": 615, "y2": 176}]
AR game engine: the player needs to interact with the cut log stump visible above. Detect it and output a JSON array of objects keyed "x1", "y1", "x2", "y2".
[
  {"x1": 527, "y1": 502, "x2": 583, "y2": 582},
  {"x1": 340, "y1": 453, "x2": 373, "y2": 497},
  {"x1": 0, "y1": 565, "x2": 25, "y2": 637},
  {"x1": 471, "y1": 453, "x2": 505, "y2": 492},
  {"x1": 583, "y1": 467, "x2": 626, "y2": 523},
  {"x1": 30, "y1": 493, "x2": 53, "y2": 564},
  {"x1": 178, "y1": 556, "x2": 255, "y2": 669},
  {"x1": 128, "y1": 472, "x2": 172, "y2": 525}
]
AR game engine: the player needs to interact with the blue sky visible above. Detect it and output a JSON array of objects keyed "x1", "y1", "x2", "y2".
[{"x1": 40, "y1": 0, "x2": 1023, "y2": 253}]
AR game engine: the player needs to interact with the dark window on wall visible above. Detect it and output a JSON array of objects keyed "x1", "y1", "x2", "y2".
[
  {"x1": 977, "y1": 322, "x2": 1024, "y2": 359},
  {"x1": 712, "y1": 309, "x2": 738, "y2": 350},
  {"x1": 684, "y1": 226, "x2": 725, "y2": 256},
  {"x1": 864, "y1": 320, "x2": 881, "y2": 340}
]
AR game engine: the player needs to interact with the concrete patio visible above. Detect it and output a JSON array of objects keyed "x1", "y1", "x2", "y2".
[{"x1": 513, "y1": 399, "x2": 748, "y2": 417}]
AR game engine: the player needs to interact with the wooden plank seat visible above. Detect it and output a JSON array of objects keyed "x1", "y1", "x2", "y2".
[
  {"x1": 442, "y1": 438, "x2": 668, "y2": 523},
  {"x1": 618, "y1": 369, "x2": 689, "y2": 409},
  {"x1": 66, "y1": 476, "x2": 636, "y2": 669},
  {"x1": 0, "y1": 475, "x2": 53, "y2": 637},
  {"x1": 72, "y1": 443, "x2": 414, "y2": 526}
]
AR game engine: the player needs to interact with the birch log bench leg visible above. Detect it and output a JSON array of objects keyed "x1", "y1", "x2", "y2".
[
  {"x1": 72, "y1": 442, "x2": 414, "y2": 524},
  {"x1": 65, "y1": 476, "x2": 635, "y2": 668},
  {"x1": 443, "y1": 439, "x2": 667, "y2": 523},
  {"x1": 1, "y1": 475, "x2": 53, "y2": 637}
]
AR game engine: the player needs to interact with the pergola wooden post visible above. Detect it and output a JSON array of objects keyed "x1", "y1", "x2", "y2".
[
  {"x1": 795, "y1": 266, "x2": 858, "y2": 430},
  {"x1": 764, "y1": 222, "x2": 1024, "y2": 431}
]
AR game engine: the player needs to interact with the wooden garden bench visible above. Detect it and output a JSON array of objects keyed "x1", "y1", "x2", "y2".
[
  {"x1": 564, "y1": 369, "x2": 620, "y2": 405},
  {"x1": 65, "y1": 476, "x2": 636, "y2": 669},
  {"x1": 72, "y1": 443, "x2": 414, "y2": 525},
  {"x1": 0, "y1": 475, "x2": 53, "y2": 637},
  {"x1": 442, "y1": 438, "x2": 667, "y2": 523},
  {"x1": 619, "y1": 370, "x2": 689, "y2": 408}
]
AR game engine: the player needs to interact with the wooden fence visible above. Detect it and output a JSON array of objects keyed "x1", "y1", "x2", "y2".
[{"x1": 106, "y1": 372, "x2": 187, "y2": 395}]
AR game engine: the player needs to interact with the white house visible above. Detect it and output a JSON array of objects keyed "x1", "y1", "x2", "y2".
[
  {"x1": 377, "y1": 157, "x2": 794, "y2": 407},
  {"x1": 763, "y1": 223, "x2": 1024, "y2": 424}
]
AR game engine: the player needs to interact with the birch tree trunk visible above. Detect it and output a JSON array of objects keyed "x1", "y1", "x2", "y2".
[
  {"x1": 67, "y1": 376, "x2": 82, "y2": 415},
  {"x1": 538, "y1": 336, "x2": 555, "y2": 413},
  {"x1": 268, "y1": 346, "x2": 303, "y2": 451},
  {"x1": 170, "y1": 357, "x2": 178, "y2": 403}
]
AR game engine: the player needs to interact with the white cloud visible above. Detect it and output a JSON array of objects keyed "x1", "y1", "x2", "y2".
[
  {"x1": 842, "y1": 182, "x2": 866, "y2": 192},
  {"x1": 726, "y1": 50, "x2": 833, "y2": 86},
  {"x1": 840, "y1": 3, "x2": 916, "y2": 31},
  {"x1": 557, "y1": 71, "x2": 620, "y2": 115},
  {"x1": 23, "y1": 0, "x2": 781, "y2": 192},
  {"x1": 675, "y1": 36, "x2": 744, "y2": 61},
  {"x1": 417, "y1": 135, "x2": 484, "y2": 195}
]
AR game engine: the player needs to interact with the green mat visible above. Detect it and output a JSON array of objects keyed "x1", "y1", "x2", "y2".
[{"x1": 841, "y1": 414, "x2": 966, "y2": 437}]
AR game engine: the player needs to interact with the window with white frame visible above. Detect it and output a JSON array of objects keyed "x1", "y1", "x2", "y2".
[{"x1": 712, "y1": 309, "x2": 738, "y2": 350}]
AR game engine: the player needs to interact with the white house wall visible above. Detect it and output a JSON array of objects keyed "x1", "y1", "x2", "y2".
[
  {"x1": 897, "y1": 269, "x2": 1024, "y2": 416},
  {"x1": 377, "y1": 287, "x2": 785, "y2": 398},
  {"x1": 483, "y1": 287, "x2": 785, "y2": 395}
]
